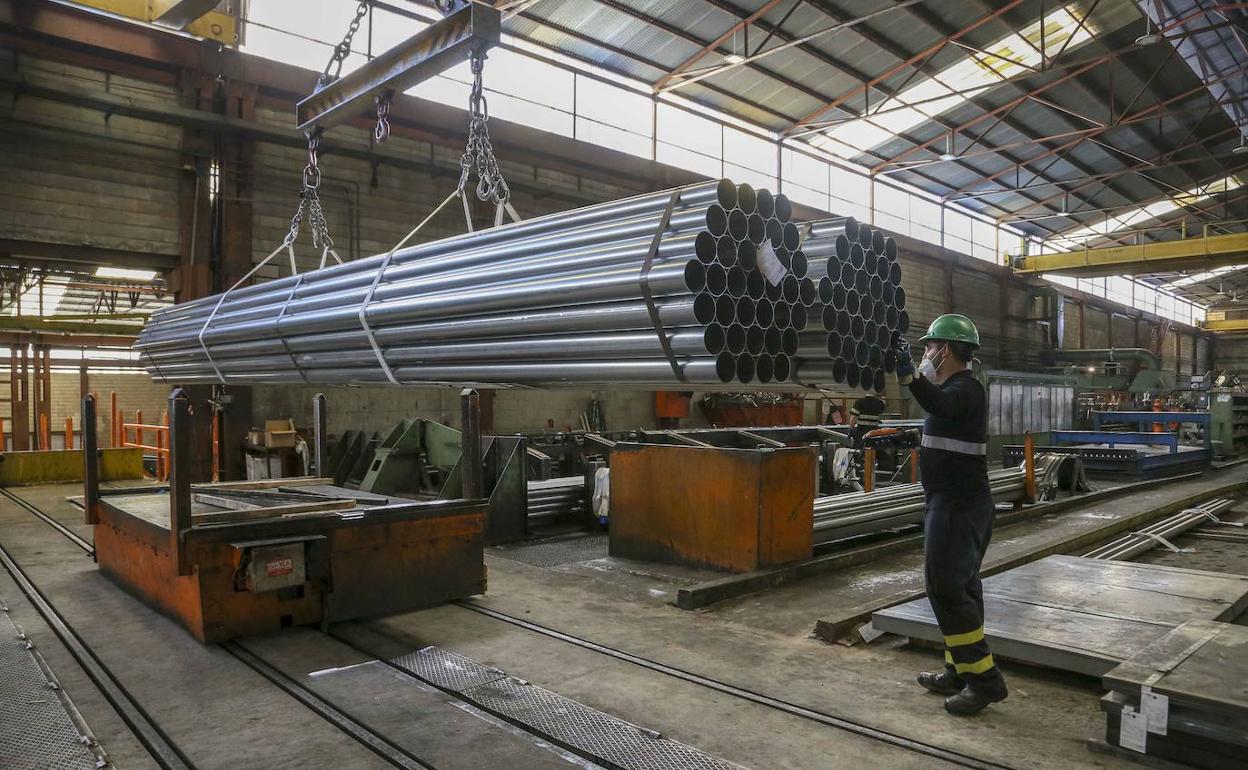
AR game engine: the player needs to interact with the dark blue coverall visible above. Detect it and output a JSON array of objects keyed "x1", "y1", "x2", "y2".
[{"x1": 909, "y1": 369, "x2": 1007, "y2": 696}]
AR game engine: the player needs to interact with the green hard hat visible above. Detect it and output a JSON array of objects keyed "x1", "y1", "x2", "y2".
[{"x1": 919, "y1": 313, "x2": 980, "y2": 348}]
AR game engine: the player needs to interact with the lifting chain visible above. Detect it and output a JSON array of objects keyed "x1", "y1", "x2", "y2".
[
  {"x1": 318, "y1": 0, "x2": 370, "y2": 90},
  {"x1": 279, "y1": 129, "x2": 343, "y2": 274},
  {"x1": 457, "y1": 46, "x2": 515, "y2": 228}
]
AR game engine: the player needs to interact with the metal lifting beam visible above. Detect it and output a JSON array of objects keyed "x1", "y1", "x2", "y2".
[
  {"x1": 1200, "y1": 318, "x2": 1248, "y2": 334},
  {"x1": 295, "y1": 3, "x2": 500, "y2": 133},
  {"x1": 1011, "y1": 230, "x2": 1248, "y2": 277}
]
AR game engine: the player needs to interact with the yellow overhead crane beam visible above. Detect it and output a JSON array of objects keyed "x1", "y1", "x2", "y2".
[
  {"x1": 1012, "y1": 230, "x2": 1248, "y2": 278},
  {"x1": 1200, "y1": 318, "x2": 1248, "y2": 334},
  {"x1": 68, "y1": 0, "x2": 239, "y2": 45}
]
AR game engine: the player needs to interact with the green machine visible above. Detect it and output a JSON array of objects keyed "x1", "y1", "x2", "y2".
[{"x1": 322, "y1": 416, "x2": 528, "y2": 544}]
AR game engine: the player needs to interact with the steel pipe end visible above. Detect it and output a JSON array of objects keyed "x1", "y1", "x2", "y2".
[
  {"x1": 736, "y1": 353, "x2": 756, "y2": 383},
  {"x1": 756, "y1": 354, "x2": 774, "y2": 384},
  {"x1": 884, "y1": 235, "x2": 897, "y2": 261},
  {"x1": 898, "y1": 310, "x2": 910, "y2": 334},
  {"x1": 885, "y1": 305, "x2": 899, "y2": 331},
  {"x1": 766, "y1": 217, "x2": 784, "y2": 248},
  {"x1": 799, "y1": 277, "x2": 817, "y2": 307},
  {"x1": 882, "y1": 282, "x2": 896, "y2": 307},
  {"x1": 728, "y1": 208, "x2": 749, "y2": 240},
  {"x1": 705, "y1": 323, "x2": 728, "y2": 355},
  {"x1": 821, "y1": 304, "x2": 837, "y2": 332},
  {"x1": 699, "y1": 261, "x2": 721, "y2": 295},
  {"x1": 895, "y1": 286, "x2": 908, "y2": 312},
  {"x1": 694, "y1": 292, "x2": 718, "y2": 325},
  {"x1": 845, "y1": 289, "x2": 861, "y2": 317},
  {"x1": 851, "y1": 315, "x2": 866, "y2": 341},
  {"x1": 872, "y1": 302, "x2": 886, "y2": 326},
  {"x1": 714, "y1": 178, "x2": 738, "y2": 209},
  {"x1": 726, "y1": 323, "x2": 748, "y2": 354},
  {"x1": 716, "y1": 351, "x2": 737, "y2": 383},
  {"x1": 856, "y1": 224, "x2": 873, "y2": 248},
  {"x1": 773, "y1": 353, "x2": 792, "y2": 383},
  {"x1": 773, "y1": 300, "x2": 792, "y2": 330},
  {"x1": 845, "y1": 361, "x2": 862, "y2": 389},
  {"x1": 818, "y1": 276, "x2": 834, "y2": 305},
  {"x1": 868, "y1": 344, "x2": 884, "y2": 368},
  {"x1": 875, "y1": 254, "x2": 890, "y2": 279},
  {"x1": 695, "y1": 231, "x2": 718, "y2": 265},
  {"x1": 755, "y1": 298, "x2": 775, "y2": 328},
  {"x1": 715, "y1": 293, "x2": 737, "y2": 325},
  {"x1": 876, "y1": 324, "x2": 891, "y2": 348},
  {"x1": 836, "y1": 309, "x2": 852, "y2": 336},
  {"x1": 827, "y1": 332, "x2": 843, "y2": 358},
  {"x1": 882, "y1": 348, "x2": 897, "y2": 374},
  {"x1": 727, "y1": 265, "x2": 747, "y2": 298},
  {"x1": 791, "y1": 251, "x2": 809, "y2": 280},
  {"x1": 854, "y1": 269, "x2": 870, "y2": 295},
  {"x1": 735, "y1": 296, "x2": 756, "y2": 326},
  {"x1": 782, "y1": 221, "x2": 801, "y2": 251},
  {"x1": 791, "y1": 303, "x2": 808, "y2": 331},
  {"x1": 850, "y1": 243, "x2": 865, "y2": 270},
  {"x1": 746, "y1": 269, "x2": 765, "y2": 300},
  {"x1": 889, "y1": 262, "x2": 902, "y2": 286},
  {"x1": 873, "y1": 368, "x2": 886, "y2": 393},
  {"x1": 715, "y1": 235, "x2": 738, "y2": 266},
  {"x1": 746, "y1": 325, "x2": 766, "y2": 355},
  {"x1": 782, "y1": 274, "x2": 800, "y2": 303},
  {"x1": 774, "y1": 193, "x2": 793, "y2": 222},
  {"x1": 756, "y1": 188, "x2": 775, "y2": 219},
  {"x1": 707, "y1": 205, "x2": 729, "y2": 237},
  {"x1": 854, "y1": 339, "x2": 870, "y2": 366},
  {"x1": 782, "y1": 327, "x2": 799, "y2": 356},
  {"x1": 859, "y1": 365, "x2": 876, "y2": 393},
  {"x1": 831, "y1": 356, "x2": 848, "y2": 384},
  {"x1": 747, "y1": 213, "x2": 767, "y2": 245},
  {"x1": 737, "y1": 241, "x2": 758, "y2": 271},
  {"x1": 843, "y1": 216, "x2": 860, "y2": 244},
  {"x1": 869, "y1": 275, "x2": 884, "y2": 302},
  {"x1": 737, "y1": 183, "x2": 757, "y2": 215},
  {"x1": 835, "y1": 234, "x2": 851, "y2": 262},
  {"x1": 764, "y1": 279, "x2": 783, "y2": 303},
  {"x1": 872, "y1": 228, "x2": 886, "y2": 254}
]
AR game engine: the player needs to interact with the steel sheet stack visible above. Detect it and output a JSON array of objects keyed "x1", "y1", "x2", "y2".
[
  {"x1": 135, "y1": 179, "x2": 824, "y2": 389},
  {"x1": 792, "y1": 217, "x2": 908, "y2": 394}
]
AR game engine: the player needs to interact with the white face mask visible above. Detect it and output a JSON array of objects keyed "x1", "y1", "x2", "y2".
[{"x1": 919, "y1": 344, "x2": 947, "y2": 380}]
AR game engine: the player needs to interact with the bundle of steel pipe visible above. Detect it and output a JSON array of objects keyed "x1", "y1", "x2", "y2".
[
  {"x1": 527, "y1": 476, "x2": 587, "y2": 521},
  {"x1": 136, "y1": 179, "x2": 825, "y2": 389},
  {"x1": 790, "y1": 216, "x2": 908, "y2": 394},
  {"x1": 1082, "y1": 498, "x2": 1234, "y2": 560},
  {"x1": 811, "y1": 454, "x2": 1066, "y2": 544}
]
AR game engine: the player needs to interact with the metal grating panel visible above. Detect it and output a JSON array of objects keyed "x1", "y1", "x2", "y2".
[
  {"x1": 490, "y1": 533, "x2": 608, "y2": 568},
  {"x1": 465, "y1": 676, "x2": 744, "y2": 770},
  {"x1": 0, "y1": 605, "x2": 97, "y2": 770},
  {"x1": 390, "y1": 646, "x2": 506, "y2": 691}
]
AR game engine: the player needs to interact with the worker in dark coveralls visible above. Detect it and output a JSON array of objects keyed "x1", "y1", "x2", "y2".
[
  {"x1": 893, "y1": 314, "x2": 1007, "y2": 716},
  {"x1": 848, "y1": 393, "x2": 885, "y2": 450}
]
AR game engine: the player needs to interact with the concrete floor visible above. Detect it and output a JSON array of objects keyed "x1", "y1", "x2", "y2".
[{"x1": 1, "y1": 475, "x2": 1245, "y2": 769}]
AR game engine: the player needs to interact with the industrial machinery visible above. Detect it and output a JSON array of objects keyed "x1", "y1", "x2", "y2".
[
  {"x1": 80, "y1": 389, "x2": 491, "y2": 643},
  {"x1": 1003, "y1": 410, "x2": 1211, "y2": 478}
]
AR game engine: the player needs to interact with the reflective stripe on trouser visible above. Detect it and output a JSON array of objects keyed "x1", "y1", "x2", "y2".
[
  {"x1": 920, "y1": 433, "x2": 986, "y2": 455},
  {"x1": 924, "y1": 488, "x2": 1005, "y2": 694}
]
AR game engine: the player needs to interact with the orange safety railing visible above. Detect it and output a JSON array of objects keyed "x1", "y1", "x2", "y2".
[{"x1": 123, "y1": 409, "x2": 172, "y2": 482}]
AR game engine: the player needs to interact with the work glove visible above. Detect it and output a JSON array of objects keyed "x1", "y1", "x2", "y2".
[{"x1": 893, "y1": 335, "x2": 915, "y2": 384}]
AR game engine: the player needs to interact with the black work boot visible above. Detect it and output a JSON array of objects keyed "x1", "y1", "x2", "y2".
[
  {"x1": 944, "y1": 684, "x2": 1008, "y2": 716},
  {"x1": 917, "y1": 670, "x2": 963, "y2": 696}
]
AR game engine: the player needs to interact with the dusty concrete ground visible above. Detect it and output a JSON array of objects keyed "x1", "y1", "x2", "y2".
[{"x1": 1, "y1": 475, "x2": 1245, "y2": 769}]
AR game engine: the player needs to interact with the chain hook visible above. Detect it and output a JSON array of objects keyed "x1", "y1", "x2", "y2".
[{"x1": 374, "y1": 90, "x2": 393, "y2": 143}]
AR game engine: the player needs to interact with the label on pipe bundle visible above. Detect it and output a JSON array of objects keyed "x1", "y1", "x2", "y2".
[{"x1": 759, "y1": 241, "x2": 785, "y2": 286}]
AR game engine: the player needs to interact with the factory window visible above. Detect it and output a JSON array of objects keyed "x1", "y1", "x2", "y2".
[
  {"x1": 971, "y1": 218, "x2": 997, "y2": 263},
  {"x1": 828, "y1": 163, "x2": 871, "y2": 222},
  {"x1": 575, "y1": 77, "x2": 653, "y2": 159},
  {"x1": 782, "y1": 148, "x2": 829, "y2": 195},
  {"x1": 656, "y1": 103, "x2": 722, "y2": 160},
  {"x1": 944, "y1": 208, "x2": 973, "y2": 255},
  {"x1": 873, "y1": 181, "x2": 910, "y2": 235},
  {"x1": 910, "y1": 197, "x2": 941, "y2": 247}
]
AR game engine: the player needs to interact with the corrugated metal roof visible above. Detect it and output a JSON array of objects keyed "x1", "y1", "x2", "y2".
[{"x1": 488, "y1": 0, "x2": 1244, "y2": 281}]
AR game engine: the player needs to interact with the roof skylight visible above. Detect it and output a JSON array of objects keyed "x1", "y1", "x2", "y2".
[{"x1": 808, "y1": 5, "x2": 1098, "y2": 158}]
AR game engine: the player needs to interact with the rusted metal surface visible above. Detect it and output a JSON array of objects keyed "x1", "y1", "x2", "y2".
[
  {"x1": 609, "y1": 443, "x2": 814, "y2": 572},
  {"x1": 93, "y1": 493, "x2": 486, "y2": 643}
]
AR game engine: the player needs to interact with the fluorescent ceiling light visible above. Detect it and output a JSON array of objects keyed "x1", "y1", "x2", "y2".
[
  {"x1": 809, "y1": 6, "x2": 1098, "y2": 158},
  {"x1": 724, "y1": 53, "x2": 745, "y2": 64},
  {"x1": 95, "y1": 266, "x2": 158, "y2": 281}
]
